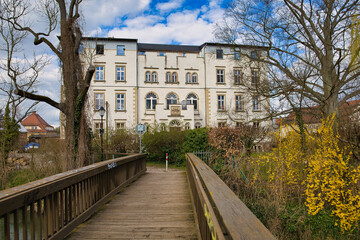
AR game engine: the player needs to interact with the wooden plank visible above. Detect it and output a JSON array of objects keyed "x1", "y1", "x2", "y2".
[
  {"x1": 186, "y1": 153, "x2": 276, "y2": 240},
  {"x1": 67, "y1": 167, "x2": 197, "y2": 240}
]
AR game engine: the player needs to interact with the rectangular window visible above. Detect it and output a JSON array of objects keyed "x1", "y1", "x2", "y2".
[
  {"x1": 139, "y1": 51, "x2": 146, "y2": 55},
  {"x1": 95, "y1": 66, "x2": 104, "y2": 81},
  {"x1": 218, "y1": 122, "x2": 226, "y2": 127},
  {"x1": 116, "y1": 66, "x2": 126, "y2": 81},
  {"x1": 216, "y1": 49, "x2": 223, "y2": 59},
  {"x1": 218, "y1": 95, "x2": 225, "y2": 111},
  {"x1": 117, "y1": 45, "x2": 125, "y2": 55},
  {"x1": 235, "y1": 95, "x2": 244, "y2": 111},
  {"x1": 234, "y1": 51, "x2": 240, "y2": 60},
  {"x1": 253, "y1": 96, "x2": 260, "y2": 111},
  {"x1": 217, "y1": 69, "x2": 224, "y2": 83},
  {"x1": 116, "y1": 93, "x2": 125, "y2": 111},
  {"x1": 116, "y1": 122, "x2": 126, "y2": 129},
  {"x1": 96, "y1": 44, "x2": 104, "y2": 55},
  {"x1": 234, "y1": 70, "x2": 243, "y2": 85},
  {"x1": 252, "y1": 70, "x2": 259, "y2": 85},
  {"x1": 251, "y1": 51, "x2": 257, "y2": 60},
  {"x1": 78, "y1": 44, "x2": 83, "y2": 54},
  {"x1": 95, "y1": 93, "x2": 104, "y2": 110},
  {"x1": 159, "y1": 52, "x2": 165, "y2": 56}
]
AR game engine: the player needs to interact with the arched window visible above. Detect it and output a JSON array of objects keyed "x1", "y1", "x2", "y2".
[
  {"x1": 172, "y1": 72, "x2": 177, "y2": 83},
  {"x1": 146, "y1": 93, "x2": 157, "y2": 110},
  {"x1": 166, "y1": 93, "x2": 178, "y2": 109},
  {"x1": 186, "y1": 72, "x2": 191, "y2": 83},
  {"x1": 195, "y1": 122, "x2": 201, "y2": 128},
  {"x1": 145, "y1": 71, "x2": 151, "y2": 82},
  {"x1": 166, "y1": 72, "x2": 171, "y2": 83},
  {"x1": 192, "y1": 73, "x2": 197, "y2": 83},
  {"x1": 187, "y1": 93, "x2": 198, "y2": 110},
  {"x1": 185, "y1": 122, "x2": 190, "y2": 130},
  {"x1": 152, "y1": 71, "x2": 157, "y2": 82}
]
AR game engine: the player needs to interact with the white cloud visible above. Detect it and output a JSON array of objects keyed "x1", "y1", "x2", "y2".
[
  {"x1": 156, "y1": 0, "x2": 185, "y2": 13},
  {"x1": 107, "y1": 10, "x2": 215, "y2": 44},
  {"x1": 81, "y1": 0, "x2": 151, "y2": 32}
]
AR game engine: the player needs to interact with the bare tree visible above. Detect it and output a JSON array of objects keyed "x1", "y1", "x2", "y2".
[
  {"x1": 0, "y1": 0, "x2": 95, "y2": 169},
  {"x1": 216, "y1": 0, "x2": 360, "y2": 121}
]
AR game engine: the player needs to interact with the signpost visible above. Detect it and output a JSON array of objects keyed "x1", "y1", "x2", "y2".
[{"x1": 135, "y1": 123, "x2": 147, "y2": 153}]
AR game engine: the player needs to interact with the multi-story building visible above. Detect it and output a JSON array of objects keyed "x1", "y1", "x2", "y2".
[{"x1": 77, "y1": 37, "x2": 270, "y2": 133}]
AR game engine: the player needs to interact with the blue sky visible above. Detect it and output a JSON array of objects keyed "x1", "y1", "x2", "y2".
[{"x1": 0, "y1": 0, "x2": 227, "y2": 127}]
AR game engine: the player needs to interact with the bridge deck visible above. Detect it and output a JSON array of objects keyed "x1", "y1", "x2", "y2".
[{"x1": 67, "y1": 167, "x2": 198, "y2": 239}]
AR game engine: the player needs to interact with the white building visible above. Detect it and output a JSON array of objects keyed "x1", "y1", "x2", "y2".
[{"x1": 79, "y1": 37, "x2": 270, "y2": 133}]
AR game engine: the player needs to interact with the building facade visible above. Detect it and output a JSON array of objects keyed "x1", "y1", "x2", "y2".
[{"x1": 77, "y1": 37, "x2": 270, "y2": 134}]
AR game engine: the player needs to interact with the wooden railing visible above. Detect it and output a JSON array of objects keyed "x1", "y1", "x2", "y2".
[
  {"x1": 186, "y1": 153, "x2": 276, "y2": 240},
  {"x1": 0, "y1": 154, "x2": 146, "y2": 240}
]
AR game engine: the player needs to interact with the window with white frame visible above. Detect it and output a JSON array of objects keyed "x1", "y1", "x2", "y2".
[
  {"x1": 166, "y1": 72, "x2": 171, "y2": 83},
  {"x1": 252, "y1": 70, "x2": 259, "y2": 85},
  {"x1": 218, "y1": 122, "x2": 226, "y2": 127},
  {"x1": 146, "y1": 93, "x2": 157, "y2": 110},
  {"x1": 116, "y1": 122, "x2": 126, "y2": 129},
  {"x1": 116, "y1": 66, "x2": 125, "y2": 81},
  {"x1": 253, "y1": 96, "x2": 260, "y2": 111},
  {"x1": 145, "y1": 71, "x2": 151, "y2": 82},
  {"x1": 152, "y1": 71, "x2": 157, "y2": 82},
  {"x1": 217, "y1": 69, "x2": 224, "y2": 83},
  {"x1": 172, "y1": 72, "x2": 177, "y2": 83},
  {"x1": 195, "y1": 122, "x2": 201, "y2": 128},
  {"x1": 217, "y1": 95, "x2": 225, "y2": 111},
  {"x1": 235, "y1": 95, "x2": 244, "y2": 111},
  {"x1": 187, "y1": 93, "x2": 198, "y2": 110},
  {"x1": 94, "y1": 93, "x2": 104, "y2": 110},
  {"x1": 95, "y1": 66, "x2": 104, "y2": 81},
  {"x1": 117, "y1": 45, "x2": 125, "y2": 55},
  {"x1": 166, "y1": 93, "x2": 178, "y2": 109},
  {"x1": 192, "y1": 73, "x2": 197, "y2": 83},
  {"x1": 116, "y1": 93, "x2": 125, "y2": 111},
  {"x1": 186, "y1": 73, "x2": 191, "y2": 83},
  {"x1": 234, "y1": 70, "x2": 243, "y2": 85}
]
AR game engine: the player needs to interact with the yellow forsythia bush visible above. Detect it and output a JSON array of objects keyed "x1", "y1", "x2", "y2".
[
  {"x1": 304, "y1": 114, "x2": 360, "y2": 232},
  {"x1": 261, "y1": 114, "x2": 360, "y2": 232}
]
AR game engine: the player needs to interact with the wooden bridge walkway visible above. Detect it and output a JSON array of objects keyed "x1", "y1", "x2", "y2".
[
  {"x1": 67, "y1": 167, "x2": 198, "y2": 239},
  {"x1": 0, "y1": 153, "x2": 275, "y2": 240}
]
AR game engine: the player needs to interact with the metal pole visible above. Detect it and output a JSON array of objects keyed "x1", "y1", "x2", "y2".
[
  {"x1": 101, "y1": 115, "x2": 104, "y2": 161},
  {"x1": 139, "y1": 132, "x2": 142, "y2": 153},
  {"x1": 166, "y1": 153, "x2": 168, "y2": 172}
]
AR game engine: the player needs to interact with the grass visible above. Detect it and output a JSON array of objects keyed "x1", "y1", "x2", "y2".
[{"x1": 146, "y1": 160, "x2": 186, "y2": 170}]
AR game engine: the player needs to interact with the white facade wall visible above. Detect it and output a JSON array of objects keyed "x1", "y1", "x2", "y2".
[{"x1": 78, "y1": 38, "x2": 270, "y2": 133}]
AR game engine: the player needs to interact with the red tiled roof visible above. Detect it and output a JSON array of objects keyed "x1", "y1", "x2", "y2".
[
  {"x1": 21, "y1": 112, "x2": 55, "y2": 133},
  {"x1": 277, "y1": 100, "x2": 360, "y2": 125}
]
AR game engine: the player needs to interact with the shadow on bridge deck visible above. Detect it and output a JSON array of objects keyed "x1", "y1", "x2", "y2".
[{"x1": 67, "y1": 166, "x2": 198, "y2": 239}]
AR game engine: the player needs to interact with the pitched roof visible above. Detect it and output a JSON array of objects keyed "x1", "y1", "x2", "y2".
[
  {"x1": 138, "y1": 43, "x2": 201, "y2": 53},
  {"x1": 21, "y1": 112, "x2": 55, "y2": 133},
  {"x1": 277, "y1": 99, "x2": 360, "y2": 125}
]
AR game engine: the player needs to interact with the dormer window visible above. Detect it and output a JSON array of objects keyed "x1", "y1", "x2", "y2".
[
  {"x1": 96, "y1": 44, "x2": 104, "y2": 55},
  {"x1": 216, "y1": 49, "x2": 223, "y2": 59}
]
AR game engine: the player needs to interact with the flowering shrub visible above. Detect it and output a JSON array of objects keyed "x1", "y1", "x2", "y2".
[
  {"x1": 261, "y1": 114, "x2": 360, "y2": 232},
  {"x1": 304, "y1": 115, "x2": 360, "y2": 232}
]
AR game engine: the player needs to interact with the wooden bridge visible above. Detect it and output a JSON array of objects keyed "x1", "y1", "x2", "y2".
[{"x1": 0, "y1": 153, "x2": 276, "y2": 240}]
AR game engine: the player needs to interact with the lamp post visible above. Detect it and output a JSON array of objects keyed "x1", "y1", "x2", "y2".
[{"x1": 99, "y1": 106, "x2": 105, "y2": 161}]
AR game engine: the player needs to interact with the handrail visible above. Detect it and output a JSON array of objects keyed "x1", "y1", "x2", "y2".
[
  {"x1": 0, "y1": 153, "x2": 146, "y2": 240},
  {"x1": 186, "y1": 153, "x2": 276, "y2": 240}
]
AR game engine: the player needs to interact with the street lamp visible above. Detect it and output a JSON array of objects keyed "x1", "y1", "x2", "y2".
[{"x1": 99, "y1": 106, "x2": 105, "y2": 161}]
